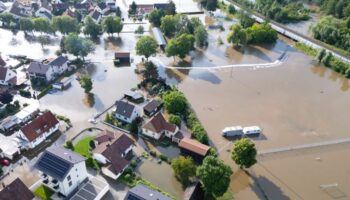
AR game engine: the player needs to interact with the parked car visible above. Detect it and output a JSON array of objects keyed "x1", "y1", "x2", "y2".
[
  {"x1": 0, "y1": 159, "x2": 10, "y2": 166},
  {"x1": 222, "y1": 126, "x2": 243, "y2": 137},
  {"x1": 243, "y1": 126, "x2": 262, "y2": 137}
]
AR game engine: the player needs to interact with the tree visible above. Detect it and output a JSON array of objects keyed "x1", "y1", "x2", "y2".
[
  {"x1": 79, "y1": 75, "x2": 93, "y2": 93},
  {"x1": 65, "y1": 140, "x2": 74, "y2": 151},
  {"x1": 238, "y1": 10, "x2": 255, "y2": 28},
  {"x1": 165, "y1": 33, "x2": 195, "y2": 60},
  {"x1": 322, "y1": 52, "x2": 333, "y2": 67},
  {"x1": 227, "y1": 24, "x2": 247, "y2": 47},
  {"x1": 89, "y1": 140, "x2": 96, "y2": 149},
  {"x1": 64, "y1": 33, "x2": 95, "y2": 60},
  {"x1": 129, "y1": 1, "x2": 137, "y2": 15},
  {"x1": 148, "y1": 9, "x2": 165, "y2": 26},
  {"x1": 19, "y1": 18, "x2": 34, "y2": 33},
  {"x1": 116, "y1": 7, "x2": 122, "y2": 17},
  {"x1": 134, "y1": 25, "x2": 144, "y2": 35},
  {"x1": 0, "y1": 13, "x2": 15, "y2": 27},
  {"x1": 200, "y1": 0, "x2": 217, "y2": 11},
  {"x1": 228, "y1": 4, "x2": 236, "y2": 14},
  {"x1": 33, "y1": 17, "x2": 51, "y2": 34},
  {"x1": 0, "y1": 91, "x2": 13, "y2": 104},
  {"x1": 37, "y1": 35, "x2": 50, "y2": 49},
  {"x1": 317, "y1": 49, "x2": 326, "y2": 63},
  {"x1": 160, "y1": 15, "x2": 178, "y2": 37},
  {"x1": 197, "y1": 156, "x2": 233, "y2": 198},
  {"x1": 246, "y1": 23, "x2": 277, "y2": 44},
  {"x1": 192, "y1": 123, "x2": 209, "y2": 144},
  {"x1": 163, "y1": 90, "x2": 187, "y2": 115},
  {"x1": 168, "y1": 114, "x2": 181, "y2": 126},
  {"x1": 231, "y1": 138, "x2": 257, "y2": 169},
  {"x1": 102, "y1": 16, "x2": 123, "y2": 36},
  {"x1": 52, "y1": 16, "x2": 80, "y2": 34},
  {"x1": 136, "y1": 36, "x2": 158, "y2": 60},
  {"x1": 194, "y1": 26, "x2": 208, "y2": 47},
  {"x1": 171, "y1": 156, "x2": 196, "y2": 185},
  {"x1": 83, "y1": 16, "x2": 102, "y2": 38},
  {"x1": 165, "y1": 0, "x2": 177, "y2": 15}
]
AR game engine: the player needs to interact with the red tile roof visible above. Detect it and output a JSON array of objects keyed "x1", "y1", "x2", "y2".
[
  {"x1": 115, "y1": 52, "x2": 130, "y2": 59},
  {"x1": 179, "y1": 138, "x2": 210, "y2": 156},
  {"x1": 20, "y1": 111, "x2": 59, "y2": 142},
  {"x1": 143, "y1": 112, "x2": 177, "y2": 134}
]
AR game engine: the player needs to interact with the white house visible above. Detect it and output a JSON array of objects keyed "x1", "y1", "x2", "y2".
[
  {"x1": 0, "y1": 66, "x2": 17, "y2": 86},
  {"x1": 16, "y1": 111, "x2": 59, "y2": 149},
  {"x1": 142, "y1": 112, "x2": 178, "y2": 140},
  {"x1": 92, "y1": 130, "x2": 134, "y2": 180},
  {"x1": 48, "y1": 56, "x2": 69, "y2": 75},
  {"x1": 114, "y1": 100, "x2": 140, "y2": 123},
  {"x1": 27, "y1": 62, "x2": 55, "y2": 82},
  {"x1": 35, "y1": 146, "x2": 88, "y2": 197},
  {"x1": 15, "y1": 101, "x2": 40, "y2": 124}
]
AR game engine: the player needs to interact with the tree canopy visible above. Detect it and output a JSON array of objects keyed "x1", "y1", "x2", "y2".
[
  {"x1": 79, "y1": 75, "x2": 93, "y2": 93},
  {"x1": 33, "y1": 17, "x2": 51, "y2": 33},
  {"x1": 83, "y1": 16, "x2": 102, "y2": 38},
  {"x1": 148, "y1": 9, "x2": 165, "y2": 27},
  {"x1": 136, "y1": 36, "x2": 158, "y2": 60},
  {"x1": 102, "y1": 16, "x2": 123, "y2": 36},
  {"x1": 171, "y1": 156, "x2": 196, "y2": 185},
  {"x1": 197, "y1": 156, "x2": 233, "y2": 198},
  {"x1": 64, "y1": 33, "x2": 95, "y2": 60},
  {"x1": 227, "y1": 24, "x2": 247, "y2": 47},
  {"x1": 163, "y1": 90, "x2": 187, "y2": 115},
  {"x1": 19, "y1": 18, "x2": 34, "y2": 33},
  {"x1": 52, "y1": 16, "x2": 80, "y2": 34},
  {"x1": 231, "y1": 138, "x2": 257, "y2": 169},
  {"x1": 165, "y1": 33, "x2": 195, "y2": 60}
]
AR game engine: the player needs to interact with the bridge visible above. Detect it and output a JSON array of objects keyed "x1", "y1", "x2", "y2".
[{"x1": 224, "y1": 0, "x2": 350, "y2": 64}]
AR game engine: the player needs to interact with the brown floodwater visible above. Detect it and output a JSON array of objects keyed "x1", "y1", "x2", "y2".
[{"x1": 158, "y1": 30, "x2": 350, "y2": 199}]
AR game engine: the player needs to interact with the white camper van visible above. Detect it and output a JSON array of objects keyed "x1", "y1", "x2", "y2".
[
  {"x1": 222, "y1": 126, "x2": 243, "y2": 137},
  {"x1": 243, "y1": 126, "x2": 262, "y2": 137}
]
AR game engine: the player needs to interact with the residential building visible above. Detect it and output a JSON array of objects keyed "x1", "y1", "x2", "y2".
[
  {"x1": 0, "y1": 66, "x2": 16, "y2": 86},
  {"x1": 114, "y1": 100, "x2": 140, "y2": 123},
  {"x1": 8, "y1": 1, "x2": 32, "y2": 18},
  {"x1": 92, "y1": 130, "x2": 134, "y2": 180},
  {"x1": 178, "y1": 138, "x2": 210, "y2": 163},
  {"x1": 15, "y1": 101, "x2": 40, "y2": 124},
  {"x1": 0, "y1": 116, "x2": 18, "y2": 133},
  {"x1": 0, "y1": 178, "x2": 34, "y2": 200},
  {"x1": 143, "y1": 99, "x2": 162, "y2": 117},
  {"x1": 27, "y1": 62, "x2": 54, "y2": 82},
  {"x1": 48, "y1": 55, "x2": 69, "y2": 75},
  {"x1": 35, "y1": 7, "x2": 52, "y2": 20},
  {"x1": 0, "y1": 55, "x2": 6, "y2": 67},
  {"x1": 35, "y1": 146, "x2": 88, "y2": 197},
  {"x1": 124, "y1": 90, "x2": 143, "y2": 103},
  {"x1": 142, "y1": 112, "x2": 178, "y2": 140},
  {"x1": 0, "y1": 138, "x2": 20, "y2": 160},
  {"x1": 16, "y1": 111, "x2": 59, "y2": 149},
  {"x1": 124, "y1": 184, "x2": 172, "y2": 200},
  {"x1": 89, "y1": 8, "x2": 102, "y2": 23}
]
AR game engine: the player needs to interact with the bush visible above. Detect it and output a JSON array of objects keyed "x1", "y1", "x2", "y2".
[
  {"x1": 168, "y1": 114, "x2": 181, "y2": 126},
  {"x1": 130, "y1": 160, "x2": 138, "y2": 168},
  {"x1": 192, "y1": 122, "x2": 209, "y2": 144},
  {"x1": 113, "y1": 59, "x2": 120, "y2": 66},
  {"x1": 65, "y1": 140, "x2": 74, "y2": 151},
  {"x1": 159, "y1": 154, "x2": 169, "y2": 163},
  {"x1": 149, "y1": 150, "x2": 157, "y2": 157},
  {"x1": 228, "y1": 5, "x2": 236, "y2": 14},
  {"x1": 19, "y1": 89, "x2": 31, "y2": 98}
]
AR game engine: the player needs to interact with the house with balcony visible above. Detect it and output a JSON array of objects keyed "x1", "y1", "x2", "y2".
[
  {"x1": 16, "y1": 111, "x2": 59, "y2": 149},
  {"x1": 48, "y1": 55, "x2": 69, "y2": 75},
  {"x1": 27, "y1": 62, "x2": 55, "y2": 82},
  {"x1": 34, "y1": 146, "x2": 88, "y2": 197},
  {"x1": 92, "y1": 130, "x2": 134, "y2": 180},
  {"x1": 142, "y1": 112, "x2": 178, "y2": 140}
]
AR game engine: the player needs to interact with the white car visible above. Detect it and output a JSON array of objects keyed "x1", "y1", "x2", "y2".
[{"x1": 243, "y1": 126, "x2": 262, "y2": 137}]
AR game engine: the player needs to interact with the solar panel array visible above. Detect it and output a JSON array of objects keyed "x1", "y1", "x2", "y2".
[{"x1": 37, "y1": 153, "x2": 71, "y2": 180}]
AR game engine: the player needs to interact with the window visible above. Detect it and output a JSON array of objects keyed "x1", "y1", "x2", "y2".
[
  {"x1": 68, "y1": 181, "x2": 72, "y2": 187},
  {"x1": 67, "y1": 175, "x2": 71, "y2": 181}
]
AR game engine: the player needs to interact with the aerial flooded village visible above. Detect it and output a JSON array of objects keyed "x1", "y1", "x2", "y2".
[{"x1": 0, "y1": 0, "x2": 350, "y2": 199}]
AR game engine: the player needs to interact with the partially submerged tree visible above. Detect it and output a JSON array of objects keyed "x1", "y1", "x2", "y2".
[
  {"x1": 64, "y1": 33, "x2": 95, "y2": 60},
  {"x1": 165, "y1": 33, "x2": 195, "y2": 60},
  {"x1": 227, "y1": 24, "x2": 247, "y2": 47},
  {"x1": 136, "y1": 36, "x2": 158, "y2": 60},
  {"x1": 231, "y1": 138, "x2": 257, "y2": 169},
  {"x1": 102, "y1": 16, "x2": 123, "y2": 36},
  {"x1": 37, "y1": 35, "x2": 50, "y2": 49},
  {"x1": 83, "y1": 16, "x2": 102, "y2": 38},
  {"x1": 52, "y1": 16, "x2": 80, "y2": 34},
  {"x1": 79, "y1": 75, "x2": 93, "y2": 93},
  {"x1": 163, "y1": 90, "x2": 187, "y2": 115},
  {"x1": 19, "y1": 18, "x2": 34, "y2": 33},
  {"x1": 171, "y1": 156, "x2": 196, "y2": 185}
]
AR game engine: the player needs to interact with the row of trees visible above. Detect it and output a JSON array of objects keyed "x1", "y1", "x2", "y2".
[
  {"x1": 0, "y1": 13, "x2": 124, "y2": 38},
  {"x1": 171, "y1": 138, "x2": 257, "y2": 198}
]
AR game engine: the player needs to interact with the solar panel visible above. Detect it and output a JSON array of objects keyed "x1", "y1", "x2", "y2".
[{"x1": 37, "y1": 153, "x2": 71, "y2": 179}]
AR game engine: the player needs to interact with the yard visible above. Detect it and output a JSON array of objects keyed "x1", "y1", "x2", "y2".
[
  {"x1": 34, "y1": 185, "x2": 54, "y2": 200},
  {"x1": 73, "y1": 136, "x2": 100, "y2": 170}
]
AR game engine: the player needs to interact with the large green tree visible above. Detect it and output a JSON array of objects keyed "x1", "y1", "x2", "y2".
[
  {"x1": 148, "y1": 9, "x2": 165, "y2": 27},
  {"x1": 246, "y1": 23, "x2": 277, "y2": 44},
  {"x1": 0, "y1": 13, "x2": 15, "y2": 27},
  {"x1": 227, "y1": 24, "x2": 247, "y2": 47},
  {"x1": 83, "y1": 16, "x2": 102, "y2": 38},
  {"x1": 102, "y1": 16, "x2": 123, "y2": 36},
  {"x1": 19, "y1": 18, "x2": 34, "y2": 33},
  {"x1": 163, "y1": 90, "x2": 187, "y2": 115},
  {"x1": 136, "y1": 36, "x2": 158, "y2": 60},
  {"x1": 171, "y1": 156, "x2": 196, "y2": 185},
  {"x1": 231, "y1": 138, "x2": 257, "y2": 169},
  {"x1": 160, "y1": 15, "x2": 178, "y2": 37},
  {"x1": 165, "y1": 33, "x2": 195, "y2": 60},
  {"x1": 64, "y1": 33, "x2": 95, "y2": 60},
  {"x1": 194, "y1": 25, "x2": 208, "y2": 47},
  {"x1": 79, "y1": 75, "x2": 93, "y2": 93},
  {"x1": 33, "y1": 17, "x2": 51, "y2": 33},
  {"x1": 52, "y1": 16, "x2": 80, "y2": 34},
  {"x1": 197, "y1": 156, "x2": 233, "y2": 198}
]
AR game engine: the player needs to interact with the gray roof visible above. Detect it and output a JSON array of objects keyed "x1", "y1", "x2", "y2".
[
  {"x1": 35, "y1": 147, "x2": 85, "y2": 181},
  {"x1": 89, "y1": 9, "x2": 101, "y2": 21},
  {"x1": 152, "y1": 27, "x2": 166, "y2": 46},
  {"x1": 115, "y1": 101, "x2": 135, "y2": 118},
  {"x1": 27, "y1": 62, "x2": 50, "y2": 75},
  {"x1": 48, "y1": 56, "x2": 68, "y2": 67},
  {"x1": 125, "y1": 184, "x2": 172, "y2": 200},
  {"x1": 9, "y1": 3, "x2": 28, "y2": 17},
  {"x1": 143, "y1": 100, "x2": 162, "y2": 113}
]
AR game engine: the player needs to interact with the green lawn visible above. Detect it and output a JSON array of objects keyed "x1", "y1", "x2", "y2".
[
  {"x1": 34, "y1": 185, "x2": 54, "y2": 200},
  {"x1": 73, "y1": 136, "x2": 100, "y2": 170}
]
